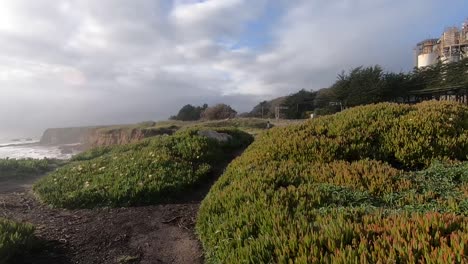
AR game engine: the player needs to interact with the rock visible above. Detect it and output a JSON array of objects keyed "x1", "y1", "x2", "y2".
[
  {"x1": 197, "y1": 130, "x2": 232, "y2": 143},
  {"x1": 40, "y1": 127, "x2": 95, "y2": 145}
]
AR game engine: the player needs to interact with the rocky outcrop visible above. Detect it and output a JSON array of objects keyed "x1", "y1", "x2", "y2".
[
  {"x1": 40, "y1": 127, "x2": 96, "y2": 145},
  {"x1": 198, "y1": 130, "x2": 232, "y2": 143}
]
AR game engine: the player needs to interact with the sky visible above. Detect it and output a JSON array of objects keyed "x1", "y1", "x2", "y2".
[{"x1": 0, "y1": 0, "x2": 467, "y2": 138}]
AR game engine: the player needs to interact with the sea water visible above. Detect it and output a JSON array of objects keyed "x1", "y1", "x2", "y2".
[{"x1": 0, "y1": 138, "x2": 76, "y2": 159}]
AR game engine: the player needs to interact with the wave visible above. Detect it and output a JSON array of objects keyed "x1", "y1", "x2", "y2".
[
  {"x1": 0, "y1": 143, "x2": 83, "y2": 160},
  {"x1": 0, "y1": 140, "x2": 40, "y2": 148}
]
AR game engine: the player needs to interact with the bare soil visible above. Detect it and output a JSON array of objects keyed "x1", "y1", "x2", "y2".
[
  {"x1": 1, "y1": 189, "x2": 204, "y2": 264},
  {"x1": 0, "y1": 162, "x2": 232, "y2": 264},
  {"x1": 1, "y1": 147, "x2": 242, "y2": 264}
]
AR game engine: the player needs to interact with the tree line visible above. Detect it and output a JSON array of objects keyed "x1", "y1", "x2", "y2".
[
  {"x1": 170, "y1": 58, "x2": 468, "y2": 120},
  {"x1": 248, "y1": 58, "x2": 468, "y2": 119},
  {"x1": 170, "y1": 103, "x2": 237, "y2": 121}
]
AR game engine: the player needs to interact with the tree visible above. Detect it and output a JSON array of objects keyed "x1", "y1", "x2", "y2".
[
  {"x1": 281, "y1": 89, "x2": 317, "y2": 119},
  {"x1": 313, "y1": 87, "x2": 341, "y2": 114},
  {"x1": 171, "y1": 104, "x2": 208, "y2": 121},
  {"x1": 380, "y1": 72, "x2": 412, "y2": 101},
  {"x1": 333, "y1": 66, "x2": 386, "y2": 107},
  {"x1": 201, "y1": 104, "x2": 237, "y2": 120}
]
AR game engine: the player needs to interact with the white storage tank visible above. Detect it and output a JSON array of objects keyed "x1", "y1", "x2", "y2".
[{"x1": 417, "y1": 52, "x2": 438, "y2": 68}]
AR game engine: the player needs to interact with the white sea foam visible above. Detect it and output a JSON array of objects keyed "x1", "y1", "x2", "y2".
[
  {"x1": 0, "y1": 140, "x2": 40, "y2": 147},
  {"x1": 0, "y1": 144, "x2": 76, "y2": 159}
]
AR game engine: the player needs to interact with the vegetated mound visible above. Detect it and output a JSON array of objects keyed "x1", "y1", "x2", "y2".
[
  {"x1": 0, "y1": 218, "x2": 37, "y2": 263},
  {"x1": 34, "y1": 128, "x2": 253, "y2": 209},
  {"x1": 197, "y1": 101, "x2": 468, "y2": 263}
]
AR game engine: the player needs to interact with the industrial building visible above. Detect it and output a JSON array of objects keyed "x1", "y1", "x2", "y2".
[{"x1": 416, "y1": 19, "x2": 468, "y2": 68}]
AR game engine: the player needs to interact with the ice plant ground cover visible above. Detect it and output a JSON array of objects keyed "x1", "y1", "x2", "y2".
[
  {"x1": 34, "y1": 128, "x2": 253, "y2": 208},
  {"x1": 197, "y1": 101, "x2": 468, "y2": 263},
  {"x1": 0, "y1": 218, "x2": 37, "y2": 263},
  {"x1": 0, "y1": 158, "x2": 59, "y2": 179}
]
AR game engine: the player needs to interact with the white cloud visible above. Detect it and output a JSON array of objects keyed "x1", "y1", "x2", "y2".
[
  {"x1": 170, "y1": 0, "x2": 266, "y2": 38},
  {"x1": 0, "y1": 0, "x2": 464, "y2": 137}
]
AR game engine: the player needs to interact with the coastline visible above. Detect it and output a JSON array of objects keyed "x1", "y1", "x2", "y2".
[{"x1": 0, "y1": 142, "x2": 83, "y2": 160}]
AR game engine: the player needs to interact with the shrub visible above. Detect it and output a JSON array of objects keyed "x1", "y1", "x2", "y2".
[
  {"x1": 34, "y1": 128, "x2": 253, "y2": 208},
  {"x1": 197, "y1": 101, "x2": 468, "y2": 263},
  {"x1": 171, "y1": 104, "x2": 208, "y2": 121},
  {"x1": 0, "y1": 219, "x2": 37, "y2": 263},
  {"x1": 384, "y1": 100, "x2": 468, "y2": 167},
  {"x1": 201, "y1": 104, "x2": 237, "y2": 120},
  {"x1": 238, "y1": 101, "x2": 467, "y2": 168}
]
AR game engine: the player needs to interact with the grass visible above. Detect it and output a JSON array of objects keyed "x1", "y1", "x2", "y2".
[
  {"x1": 0, "y1": 218, "x2": 37, "y2": 263},
  {"x1": 0, "y1": 158, "x2": 61, "y2": 180},
  {"x1": 34, "y1": 128, "x2": 253, "y2": 208},
  {"x1": 196, "y1": 101, "x2": 468, "y2": 263}
]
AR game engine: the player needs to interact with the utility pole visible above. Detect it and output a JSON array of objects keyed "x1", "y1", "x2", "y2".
[{"x1": 275, "y1": 106, "x2": 288, "y2": 120}]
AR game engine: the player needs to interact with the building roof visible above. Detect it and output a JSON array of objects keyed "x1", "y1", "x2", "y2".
[{"x1": 416, "y1": 38, "x2": 439, "y2": 46}]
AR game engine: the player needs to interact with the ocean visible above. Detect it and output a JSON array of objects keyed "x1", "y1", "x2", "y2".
[{"x1": 0, "y1": 138, "x2": 78, "y2": 160}]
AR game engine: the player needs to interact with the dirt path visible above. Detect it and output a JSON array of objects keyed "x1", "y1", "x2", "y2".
[
  {"x1": 0, "y1": 170, "x2": 208, "y2": 264},
  {"x1": 1, "y1": 151, "x2": 242, "y2": 263},
  {"x1": 1, "y1": 191, "x2": 204, "y2": 264},
  {"x1": 0, "y1": 173, "x2": 45, "y2": 194}
]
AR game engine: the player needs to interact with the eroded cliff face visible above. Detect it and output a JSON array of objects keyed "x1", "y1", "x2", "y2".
[
  {"x1": 86, "y1": 127, "x2": 176, "y2": 147},
  {"x1": 40, "y1": 127, "x2": 96, "y2": 145},
  {"x1": 40, "y1": 125, "x2": 176, "y2": 149},
  {"x1": 86, "y1": 129, "x2": 146, "y2": 147}
]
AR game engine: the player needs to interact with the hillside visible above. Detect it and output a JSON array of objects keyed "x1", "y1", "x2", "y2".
[
  {"x1": 34, "y1": 128, "x2": 253, "y2": 208},
  {"x1": 5, "y1": 101, "x2": 467, "y2": 263},
  {"x1": 39, "y1": 119, "x2": 272, "y2": 150},
  {"x1": 197, "y1": 100, "x2": 468, "y2": 263}
]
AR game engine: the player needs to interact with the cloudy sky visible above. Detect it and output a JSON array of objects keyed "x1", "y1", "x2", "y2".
[{"x1": 0, "y1": 0, "x2": 467, "y2": 137}]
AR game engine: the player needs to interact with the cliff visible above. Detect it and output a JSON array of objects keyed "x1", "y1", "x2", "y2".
[
  {"x1": 86, "y1": 126, "x2": 176, "y2": 147},
  {"x1": 40, "y1": 127, "x2": 97, "y2": 145},
  {"x1": 40, "y1": 123, "x2": 177, "y2": 148}
]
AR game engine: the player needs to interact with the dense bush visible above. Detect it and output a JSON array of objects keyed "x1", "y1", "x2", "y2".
[
  {"x1": 197, "y1": 101, "x2": 468, "y2": 263},
  {"x1": 34, "y1": 129, "x2": 253, "y2": 208},
  {"x1": 170, "y1": 104, "x2": 208, "y2": 121},
  {"x1": 0, "y1": 158, "x2": 56, "y2": 179},
  {"x1": 201, "y1": 104, "x2": 237, "y2": 120},
  {"x1": 0, "y1": 219, "x2": 37, "y2": 263}
]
